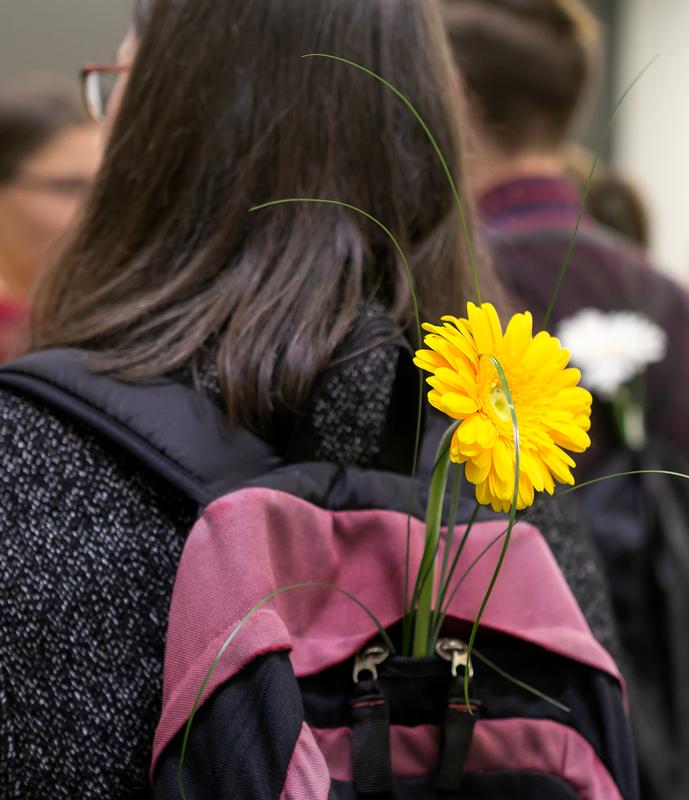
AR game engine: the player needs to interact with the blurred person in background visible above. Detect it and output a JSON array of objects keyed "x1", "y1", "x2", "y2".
[
  {"x1": 0, "y1": 80, "x2": 100, "y2": 360},
  {"x1": 442, "y1": 0, "x2": 689, "y2": 467},
  {"x1": 443, "y1": 1, "x2": 689, "y2": 798}
]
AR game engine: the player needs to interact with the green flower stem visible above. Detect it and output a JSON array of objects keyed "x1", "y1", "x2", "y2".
[
  {"x1": 411, "y1": 425, "x2": 454, "y2": 657},
  {"x1": 401, "y1": 368, "x2": 424, "y2": 653},
  {"x1": 434, "y1": 463, "x2": 463, "y2": 627},
  {"x1": 408, "y1": 422, "x2": 459, "y2": 614},
  {"x1": 431, "y1": 500, "x2": 481, "y2": 644},
  {"x1": 612, "y1": 385, "x2": 646, "y2": 451}
]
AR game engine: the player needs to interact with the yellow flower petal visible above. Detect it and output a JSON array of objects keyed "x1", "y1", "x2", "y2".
[
  {"x1": 517, "y1": 473, "x2": 535, "y2": 509},
  {"x1": 413, "y1": 349, "x2": 448, "y2": 373},
  {"x1": 476, "y1": 418, "x2": 497, "y2": 449},
  {"x1": 476, "y1": 479, "x2": 493, "y2": 507},
  {"x1": 456, "y1": 414, "x2": 483, "y2": 445},
  {"x1": 547, "y1": 420, "x2": 591, "y2": 453},
  {"x1": 491, "y1": 437, "x2": 513, "y2": 483},
  {"x1": 503, "y1": 311, "x2": 533, "y2": 358},
  {"x1": 521, "y1": 450, "x2": 545, "y2": 493},
  {"x1": 434, "y1": 367, "x2": 479, "y2": 398},
  {"x1": 439, "y1": 393, "x2": 480, "y2": 418},
  {"x1": 467, "y1": 302, "x2": 503, "y2": 355},
  {"x1": 466, "y1": 458, "x2": 491, "y2": 485}
]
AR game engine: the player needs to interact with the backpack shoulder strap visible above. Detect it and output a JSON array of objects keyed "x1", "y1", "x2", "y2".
[{"x1": 0, "y1": 349, "x2": 281, "y2": 507}]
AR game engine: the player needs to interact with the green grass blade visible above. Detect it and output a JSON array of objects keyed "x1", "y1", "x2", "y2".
[
  {"x1": 411, "y1": 424, "x2": 454, "y2": 656},
  {"x1": 177, "y1": 581, "x2": 395, "y2": 799},
  {"x1": 302, "y1": 53, "x2": 482, "y2": 303},
  {"x1": 463, "y1": 355, "x2": 519, "y2": 707},
  {"x1": 434, "y1": 463, "x2": 463, "y2": 627},
  {"x1": 473, "y1": 649, "x2": 570, "y2": 713},
  {"x1": 403, "y1": 369, "x2": 424, "y2": 647},
  {"x1": 431, "y1": 500, "x2": 481, "y2": 644},
  {"x1": 543, "y1": 58, "x2": 657, "y2": 329},
  {"x1": 561, "y1": 468, "x2": 689, "y2": 494},
  {"x1": 407, "y1": 421, "x2": 460, "y2": 614},
  {"x1": 441, "y1": 527, "x2": 508, "y2": 616}
]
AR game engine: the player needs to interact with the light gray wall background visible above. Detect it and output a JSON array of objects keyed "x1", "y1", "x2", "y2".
[
  {"x1": 614, "y1": 0, "x2": 689, "y2": 282},
  {"x1": 0, "y1": 0, "x2": 130, "y2": 83}
]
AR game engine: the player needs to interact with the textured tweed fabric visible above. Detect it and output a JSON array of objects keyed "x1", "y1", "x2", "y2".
[
  {"x1": 0, "y1": 350, "x2": 617, "y2": 797},
  {"x1": 528, "y1": 493, "x2": 619, "y2": 663},
  {"x1": 311, "y1": 343, "x2": 398, "y2": 466},
  {"x1": 0, "y1": 389, "x2": 194, "y2": 798}
]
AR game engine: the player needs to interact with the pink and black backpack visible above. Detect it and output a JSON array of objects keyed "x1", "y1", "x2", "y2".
[{"x1": 0, "y1": 348, "x2": 639, "y2": 800}]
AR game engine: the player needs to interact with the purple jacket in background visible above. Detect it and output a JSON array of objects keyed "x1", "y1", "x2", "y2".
[{"x1": 480, "y1": 174, "x2": 689, "y2": 476}]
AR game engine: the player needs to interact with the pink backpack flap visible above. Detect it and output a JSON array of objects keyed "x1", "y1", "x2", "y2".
[{"x1": 151, "y1": 485, "x2": 637, "y2": 800}]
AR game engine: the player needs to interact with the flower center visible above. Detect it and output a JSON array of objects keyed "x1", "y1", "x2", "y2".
[{"x1": 489, "y1": 383, "x2": 512, "y2": 423}]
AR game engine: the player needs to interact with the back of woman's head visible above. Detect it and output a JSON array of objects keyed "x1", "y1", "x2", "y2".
[
  {"x1": 443, "y1": 0, "x2": 600, "y2": 152},
  {"x1": 33, "y1": 0, "x2": 487, "y2": 434}
]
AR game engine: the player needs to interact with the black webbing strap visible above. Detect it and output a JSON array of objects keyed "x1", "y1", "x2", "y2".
[
  {"x1": 0, "y1": 349, "x2": 280, "y2": 506},
  {"x1": 350, "y1": 679, "x2": 395, "y2": 796},
  {"x1": 435, "y1": 677, "x2": 481, "y2": 793}
]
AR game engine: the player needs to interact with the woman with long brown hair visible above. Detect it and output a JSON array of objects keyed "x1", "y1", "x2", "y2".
[{"x1": 0, "y1": 0, "x2": 489, "y2": 795}]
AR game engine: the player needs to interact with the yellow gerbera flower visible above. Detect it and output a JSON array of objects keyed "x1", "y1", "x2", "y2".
[{"x1": 414, "y1": 302, "x2": 592, "y2": 513}]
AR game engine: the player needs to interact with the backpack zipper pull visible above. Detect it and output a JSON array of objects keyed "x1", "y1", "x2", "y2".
[
  {"x1": 436, "y1": 637, "x2": 474, "y2": 679},
  {"x1": 353, "y1": 642, "x2": 390, "y2": 683},
  {"x1": 350, "y1": 642, "x2": 394, "y2": 793},
  {"x1": 435, "y1": 638, "x2": 480, "y2": 793}
]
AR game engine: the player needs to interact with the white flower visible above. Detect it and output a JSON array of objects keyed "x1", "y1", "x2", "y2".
[{"x1": 556, "y1": 308, "x2": 667, "y2": 399}]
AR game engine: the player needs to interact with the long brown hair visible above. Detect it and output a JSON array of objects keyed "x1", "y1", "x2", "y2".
[{"x1": 33, "y1": 0, "x2": 491, "y2": 434}]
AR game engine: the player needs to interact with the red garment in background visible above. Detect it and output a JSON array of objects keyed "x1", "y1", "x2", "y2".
[{"x1": 0, "y1": 298, "x2": 27, "y2": 363}]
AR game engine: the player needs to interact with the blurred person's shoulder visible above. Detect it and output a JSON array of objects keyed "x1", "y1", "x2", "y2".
[
  {"x1": 560, "y1": 217, "x2": 688, "y2": 323},
  {"x1": 479, "y1": 176, "x2": 687, "y2": 323}
]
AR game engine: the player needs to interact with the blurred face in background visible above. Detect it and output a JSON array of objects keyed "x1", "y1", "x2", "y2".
[{"x1": 0, "y1": 122, "x2": 101, "y2": 296}]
